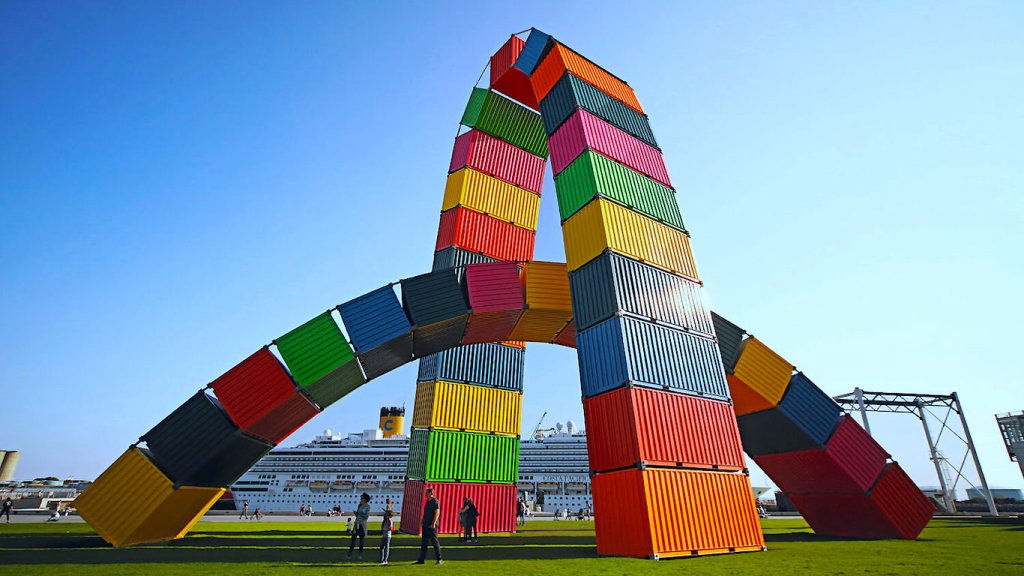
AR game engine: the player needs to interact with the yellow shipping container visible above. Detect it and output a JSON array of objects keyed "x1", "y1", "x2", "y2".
[
  {"x1": 508, "y1": 261, "x2": 573, "y2": 342},
  {"x1": 442, "y1": 168, "x2": 540, "y2": 230},
  {"x1": 73, "y1": 447, "x2": 223, "y2": 547},
  {"x1": 561, "y1": 199, "x2": 699, "y2": 278},
  {"x1": 413, "y1": 380, "x2": 521, "y2": 436},
  {"x1": 732, "y1": 338, "x2": 793, "y2": 407}
]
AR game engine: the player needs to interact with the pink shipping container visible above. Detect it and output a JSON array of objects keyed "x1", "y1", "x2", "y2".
[
  {"x1": 245, "y1": 389, "x2": 320, "y2": 445},
  {"x1": 209, "y1": 347, "x2": 298, "y2": 432},
  {"x1": 462, "y1": 262, "x2": 525, "y2": 344},
  {"x1": 435, "y1": 208, "x2": 536, "y2": 262},
  {"x1": 399, "y1": 479, "x2": 517, "y2": 535},
  {"x1": 584, "y1": 386, "x2": 746, "y2": 473},
  {"x1": 752, "y1": 415, "x2": 888, "y2": 494},
  {"x1": 548, "y1": 109, "x2": 672, "y2": 188},
  {"x1": 449, "y1": 129, "x2": 545, "y2": 194}
]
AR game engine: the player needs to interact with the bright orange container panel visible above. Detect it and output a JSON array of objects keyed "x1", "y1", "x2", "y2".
[
  {"x1": 74, "y1": 448, "x2": 223, "y2": 547},
  {"x1": 592, "y1": 468, "x2": 764, "y2": 559},
  {"x1": 583, "y1": 387, "x2": 745, "y2": 473},
  {"x1": 442, "y1": 168, "x2": 540, "y2": 230},
  {"x1": 731, "y1": 338, "x2": 793, "y2": 408},
  {"x1": 561, "y1": 198, "x2": 699, "y2": 278},
  {"x1": 531, "y1": 42, "x2": 644, "y2": 114},
  {"x1": 412, "y1": 379, "x2": 522, "y2": 436},
  {"x1": 726, "y1": 374, "x2": 777, "y2": 416},
  {"x1": 508, "y1": 261, "x2": 573, "y2": 341}
]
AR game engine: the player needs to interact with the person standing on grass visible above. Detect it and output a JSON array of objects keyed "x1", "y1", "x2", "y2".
[
  {"x1": 299, "y1": 503, "x2": 305, "y2": 517},
  {"x1": 239, "y1": 499, "x2": 249, "y2": 520},
  {"x1": 517, "y1": 498, "x2": 526, "y2": 526},
  {"x1": 379, "y1": 498, "x2": 394, "y2": 565},
  {"x1": 2, "y1": 498, "x2": 13, "y2": 523},
  {"x1": 457, "y1": 498, "x2": 467, "y2": 542},
  {"x1": 253, "y1": 507, "x2": 263, "y2": 521},
  {"x1": 347, "y1": 493, "x2": 371, "y2": 561},
  {"x1": 414, "y1": 487, "x2": 443, "y2": 565},
  {"x1": 464, "y1": 497, "x2": 479, "y2": 542}
]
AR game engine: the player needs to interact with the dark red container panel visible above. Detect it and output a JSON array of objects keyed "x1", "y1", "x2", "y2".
[
  {"x1": 210, "y1": 347, "x2": 297, "y2": 431},
  {"x1": 489, "y1": 35, "x2": 538, "y2": 109},
  {"x1": 449, "y1": 129, "x2": 545, "y2": 194},
  {"x1": 399, "y1": 479, "x2": 516, "y2": 535},
  {"x1": 435, "y1": 208, "x2": 536, "y2": 262},
  {"x1": 871, "y1": 463, "x2": 935, "y2": 540},
  {"x1": 245, "y1": 389, "x2": 320, "y2": 445},
  {"x1": 788, "y1": 492, "x2": 899, "y2": 539},
  {"x1": 465, "y1": 262, "x2": 524, "y2": 312},
  {"x1": 461, "y1": 310, "x2": 522, "y2": 345},
  {"x1": 825, "y1": 415, "x2": 889, "y2": 489},
  {"x1": 553, "y1": 320, "x2": 576, "y2": 348},
  {"x1": 584, "y1": 386, "x2": 745, "y2": 473}
]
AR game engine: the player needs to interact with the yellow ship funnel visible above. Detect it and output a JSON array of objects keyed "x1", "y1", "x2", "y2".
[{"x1": 379, "y1": 406, "x2": 405, "y2": 438}]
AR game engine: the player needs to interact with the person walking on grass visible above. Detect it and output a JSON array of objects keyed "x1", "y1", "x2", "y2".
[
  {"x1": 346, "y1": 493, "x2": 371, "y2": 561},
  {"x1": 379, "y1": 498, "x2": 394, "y2": 565},
  {"x1": 414, "y1": 487, "x2": 442, "y2": 565},
  {"x1": 239, "y1": 499, "x2": 249, "y2": 520},
  {"x1": 2, "y1": 498, "x2": 12, "y2": 523}
]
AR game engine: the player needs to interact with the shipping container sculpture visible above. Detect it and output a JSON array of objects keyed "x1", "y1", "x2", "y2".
[{"x1": 75, "y1": 29, "x2": 931, "y2": 556}]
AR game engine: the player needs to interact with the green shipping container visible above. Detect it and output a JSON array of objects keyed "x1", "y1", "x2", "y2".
[
  {"x1": 554, "y1": 151, "x2": 686, "y2": 231},
  {"x1": 275, "y1": 312, "x2": 366, "y2": 409},
  {"x1": 407, "y1": 429, "x2": 519, "y2": 483},
  {"x1": 461, "y1": 88, "x2": 549, "y2": 158}
]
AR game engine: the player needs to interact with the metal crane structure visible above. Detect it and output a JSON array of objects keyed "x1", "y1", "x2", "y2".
[
  {"x1": 833, "y1": 388, "x2": 997, "y2": 516},
  {"x1": 995, "y1": 411, "x2": 1024, "y2": 481},
  {"x1": 531, "y1": 411, "x2": 549, "y2": 441}
]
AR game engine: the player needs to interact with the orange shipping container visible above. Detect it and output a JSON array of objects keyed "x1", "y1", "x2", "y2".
[
  {"x1": 412, "y1": 379, "x2": 522, "y2": 436},
  {"x1": 591, "y1": 468, "x2": 765, "y2": 559},
  {"x1": 726, "y1": 374, "x2": 777, "y2": 416},
  {"x1": 508, "y1": 261, "x2": 573, "y2": 342},
  {"x1": 531, "y1": 43, "x2": 644, "y2": 114},
  {"x1": 732, "y1": 338, "x2": 793, "y2": 408}
]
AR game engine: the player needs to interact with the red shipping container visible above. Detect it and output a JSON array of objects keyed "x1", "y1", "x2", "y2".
[
  {"x1": 210, "y1": 347, "x2": 298, "y2": 431},
  {"x1": 435, "y1": 208, "x2": 536, "y2": 262},
  {"x1": 462, "y1": 310, "x2": 522, "y2": 345},
  {"x1": 449, "y1": 130, "x2": 545, "y2": 194},
  {"x1": 752, "y1": 416, "x2": 888, "y2": 494},
  {"x1": 548, "y1": 109, "x2": 672, "y2": 188},
  {"x1": 584, "y1": 387, "x2": 745, "y2": 473},
  {"x1": 553, "y1": 320, "x2": 576, "y2": 348},
  {"x1": 399, "y1": 479, "x2": 516, "y2": 535},
  {"x1": 465, "y1": 262, "x2": 524, "y2": 312},
  {"x1": 246, "y1": 390, "x2": 320, "y2": 445},
  {"x1": 489, "y1": 35, "x2": 538, "y2": 109},
  {"x1": 788, "y1": 492, "x2": 898, "y2": 539},
  {"x1": 871, "y1": 463, "x2": 935, "y2": 540}
]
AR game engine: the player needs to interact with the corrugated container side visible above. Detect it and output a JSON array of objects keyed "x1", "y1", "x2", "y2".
[
  {"x1": 540, "y1": 72, "x2": 657, "y2": 147},
  {"x1": 461, "y1": 310, "x2": 523, "y2": 345},
  {"x1": 553, "y1": 320, "x2": 577, "y2": 348},
  {"x1": 490, "y1": 35, "x2": 538, "y2": 109},
  {"x1": 354, "y1": 333, "x2": 414, "y2": 380},
  {"x1": 871, "y1": 463, "x2": 934, "y2": 539},
  {"x1": 417, "y1": 345, "x2": 524, "y2": 391},
  {"x1": 449, "y1": 130, "x2": 545, "y2": 194},
  {"x1": 126, "y1": 485, "x2": 224, "y2": 546},
  {"x1": 828, "y1": 415, "x2": 890, "y2": 488},
  {"x1": 554, "y1": 151, "x2": 684, "y2": 229},
  {"x1": 245, "y1": 390, "x2": 320, "y2": 445},
  {"x1": 753, "y1": 447, "x2": 878, "y2": 495},
  {"x1": 522, "y1": 261, "x2": 571, "y2": 310},
  {"x1": 465, "y1": 261, "x2": 524, "y2": 312},
  {"x1": 401, "y1": 269, "x2": 469, "y2": 327},
  {"x1": 513, "y1": 28, "x2": 550, "y2": 76},
  {"x1": 436, "y1": 207, "x2": 537, "y2": 262},
  {"x1": 788, "y1": 492, "x2": 898, "y2": 539},
  {"x1": 548, "y1": 109, "x2": 670, "y2": 187},
  {"x1": 432, "y1": 247, "x2": 497, "y2": 280},
  {"x1": 73, "y1": 447, "x2": 172, "y2": 547},
  {"x1": 413, "y1": 379, "x2": 521, "y2": 436},
  {"x1": 736, "y1": 407, "x2": 823, "y2": 456},
  {"x1": 577, "y1": 316, "x2": 730, "y2": 400},
  {"x1": 508, "y1": 310, "x2": 571, "y2": 342},
  {"x1": 299, "y1": 359, "x2": 366, "y2": 410},
  {"x1": 209, "y1": 347, "x2": 297, "y2": 432},
  {"x1": 408, "y1": 429, "x2": 519, "y2": 483},
  {"x1": 777, "y1": 372, "x2": 842, "y2": 446},
  {"x1": 727, "y1": 374, "x2": 777, "y2": 416},
  {"x1": 569, "y1": 252, "x2": 712, "y2": 333},
  {"x1": 711, "y1": 313, "x2": 745, "y2": 374},
  {"x1": 583, "y1": 387, "x2": 744, "y2": 473},
  {"x1": 400, "y1": 479, "x2": 517, "y2": 535},
  {"x1": 413, "y1": 316, "x2": 469, "y2": 358},
  {"x1": 732, "y1": 337, "x2": 793, "y2": 407},
  {"x1": 442, "y1": 169, "x2": 540, "y2": 230},
  {"x1": 531, "y1": 43, "x2": 644, "y2": 114},
  {"x1": 593, "y1": 468, "x2": 764, "y2": 558},
  {"x1": 337, "y1": 285, "x2": 412, "y2": 353},
  {"x1": 461, "y1": 88, "x2": 548, "y2": 158},
  {"x1": 561, "y1": 198, "x2": 698, "y2": 278},
  {"x1": 274, "y1": 312, "x2": 355, "y2": 388}
]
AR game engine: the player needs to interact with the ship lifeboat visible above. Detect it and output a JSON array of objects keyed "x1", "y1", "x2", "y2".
[
  {"x1": 387, "y1": 481, "x2": 405, "y2": 490},
  {"x1": 309, "y1": 481, "x2": 329, "y2": 493},
  {"x1": 566, "y1": 482, "x2": 588, "y2": 493},
  {"x1": 517, "y1": 482, "x2": 536, "y2": 492},
  {"x1": 285, "y1": 480, "x2": 308, "y2": 488},
  {"x1": 330, "y1": 480, "x2": 354, "y2": 492},
  {"x1": 538, "y1": 482, "x2": 560, "y2": 492},
  {"x1": 356, "y1": 481, "x2": 380, "y2": 490}
]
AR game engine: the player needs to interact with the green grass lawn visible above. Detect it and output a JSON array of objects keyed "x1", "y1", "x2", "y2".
[{"x1": 0, "y1": 517, "x2": 1021, "y2": 575}]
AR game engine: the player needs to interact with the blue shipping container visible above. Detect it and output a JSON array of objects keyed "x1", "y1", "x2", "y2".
[
  {"x1": 417, "y1": 343, "x2": 524, "y2": 391},
  {"x1": 777, "y1": 372, "x2": 842, "y2": 446},
  {"x1": 338, "y1": 285, "x2": 412, "y2": 353},
  {"x1": 576, "y1": 315, "x2": 730, "y2": 400},
  {"x1": 513, "y1": 28, "x2": 551, "y2": 76},
  {"x1": 401, "y1": 269, "x2": 470, "y2": 327}
]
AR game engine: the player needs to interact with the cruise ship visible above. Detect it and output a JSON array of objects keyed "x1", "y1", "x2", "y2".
[{"x1": 231, "y1": 409, "x2": 593, "y2": 514}]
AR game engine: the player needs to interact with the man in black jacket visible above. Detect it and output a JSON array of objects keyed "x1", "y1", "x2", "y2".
[{"x1": 414, "y1": 487, "x2": 443, "y2": 565}]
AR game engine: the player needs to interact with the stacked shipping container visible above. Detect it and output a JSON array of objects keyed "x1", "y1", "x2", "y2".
[
  {"x1": 531, "y1": 30, "x2": 764, "y2": 558},
  {"x1": 714, "y1": 313, "x2": 934, "y2": 539}
]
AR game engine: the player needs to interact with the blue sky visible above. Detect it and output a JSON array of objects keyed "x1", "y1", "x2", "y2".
[{"x1": 2, "y1": 2, "x2": 1022, "y2": 495}]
